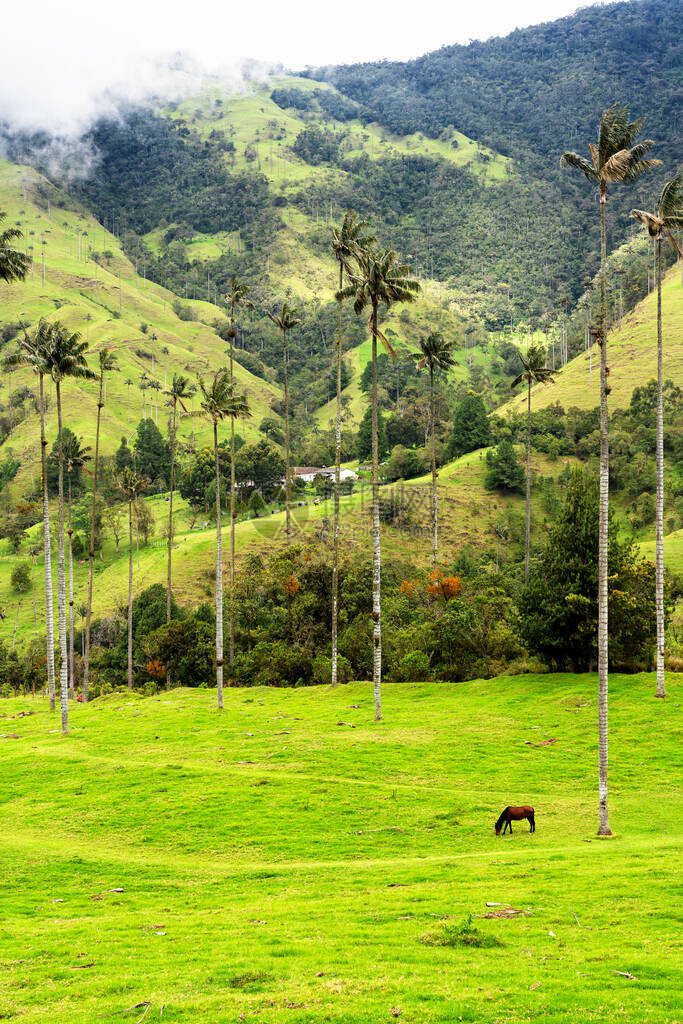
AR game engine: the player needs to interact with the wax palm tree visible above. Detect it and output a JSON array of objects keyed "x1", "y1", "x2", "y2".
[
  {"x1": 125, "y1": 377, "x2": 133, "y2": 424},
  {"x1": 6, "y1": 322, "x2": 56, "y2": 708},
  {"x1": 43, "y1": 323, "x2": 95, "y2": 734},
  {"x1": 225, "y1": 277, "x2": 253, "y2": 671},
  {"x1": 267, "y1": 303, "x2": 301, "y2": 545},
  {"x1": 197, "y1": 370, "x2": 249, "y2": 708},
  {"x1": 64, "y1": 432, "x2": 90, "y2": 696},
  {"x1": 163, "y1": 373, "x2": 195, "y2": 683},
  {"x1": 631, "y1": 173, "x2": 683, "y2": 699},
  {"x1": 562, "y1": 103, "x2": 659, "y2": 835},
  {"x1": 116, "y1": 468, "x2": 149, "y2": 690},
  {"x1": 225, "y1": 277, "x2": 252, "y2": 377},
  {"x1": 412, "y1": 332, "x2": 456, "y2": 567},
  {"x1": 331, "y1": 211, "x2": 375, "y2": 685},
  {"x1": 511, "y1": 343, "x2": 556, "y2": 582},
  {"x1": 84, "y1": 349, "x2": 117, "y2": 703},
  {"x1": 224, "y1": 384, "x2": 251, "y2": 672},
  {"x1": 0, "y1": 211, "x2": 30, "y2": 283},
  {"x1": 341, "y1": 246, "x2": 420, "y2": 720}
]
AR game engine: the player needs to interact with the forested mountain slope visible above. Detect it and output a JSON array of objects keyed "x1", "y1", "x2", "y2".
[{"x1": 310, "y1": 0, "x2": 682, "y2": 169}]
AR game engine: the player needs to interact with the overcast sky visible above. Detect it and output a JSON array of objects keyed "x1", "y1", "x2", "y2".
[{"x1": 2, "y1": 0, "x2": 596, "y2": 136}]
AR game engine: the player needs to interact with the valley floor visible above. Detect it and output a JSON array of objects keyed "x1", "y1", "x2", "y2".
[{"x1": 1, "y1": 673, "x2": 681, "y2": 1022}]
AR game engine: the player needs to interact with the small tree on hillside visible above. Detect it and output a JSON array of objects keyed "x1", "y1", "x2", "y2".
[
  {"x1": 485, "y1": 439, "x2": 524, "y2": 493},
  {"x1": 448, "y1": 392, "x2": 490, "y2": 458}
]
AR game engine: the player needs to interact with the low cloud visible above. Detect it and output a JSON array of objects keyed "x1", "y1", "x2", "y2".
[{"x1": 0, "y1": 49, "x2": 278, "y2": 180}]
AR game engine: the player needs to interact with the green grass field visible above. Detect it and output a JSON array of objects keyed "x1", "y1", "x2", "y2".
[{"x1": 1, "y1": 672, "x2": 680, "y2": 1022}]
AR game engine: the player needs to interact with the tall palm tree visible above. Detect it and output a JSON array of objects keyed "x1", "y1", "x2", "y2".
[
  {"x1": 511, "y1": 342, "x2": 556, "y2": 582},
  {"x1": 64, "y1": 432, "x2": 90, "y2": 696},
  {"x1": 116, "y1": 468, "x2": 149, "y2": 690},
  {"x1": 7, "y1": 322, "x2": 55, "y2": 708},
  {"x1": 125, "y1": 377, "x2": 133, "y2": 424},
  {"x1": 631, "y1": 173, "x2": 683, "y2": 699},
  {"x1": 342, "y1": 246, "x2": 420, "y2": 720},
  {"x1": 562, "y1": 103, "x2": 659, "y2": 835},
  {"x1": 0, "y1": 211, "x2": 30, "y2": 283},
  {"x1": 267, "y1": 304, "x2": 301, "y2": 546},
  {"x1": 84, "y1": 349, "x2": 117, "y2": 703},
  {"x1": 43, "y1": 323, "x2": 95, "y2": 734},
  {"x1": 225, "y1": 277, "x2": 253, "y2": 670},
  {"x1": 163, "y1": 373, "x2": 195, "y2": 685},
  {"x1": 331, "y1": 212, "x2": 375, "y2": 685},
  {"x1": 197, "y1": 370, "x2": 249, "y2": 708},
  {"x1": 412, "y1": 332, "x2": 456, "y2": 567},
  {"x1": 224, "y1": 384, "x2": 251, "y2": 673}
]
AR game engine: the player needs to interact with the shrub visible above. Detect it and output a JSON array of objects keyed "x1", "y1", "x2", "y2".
[
  {"x1": 11, "y1": 563, "x2": 31, "y2": 593},
  {"x1": 420, "y1": 915, "x2": 503, "y2": 949},
  {"x1": 312, "y1": 653, "x2": 352, "y2": 685},
  {"x1": 397, "y1": 650, "x2": 431, "y2": 681}
]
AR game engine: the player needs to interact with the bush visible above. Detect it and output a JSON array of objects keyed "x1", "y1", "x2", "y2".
[
  {"x1": 420, "y1": 915, "x2": 503, "y2": 949},
  {"x1": 312, "y1": 653, "x2": 352, "y2": 685},
  {"x1": 11, "y1": 563, "x2": 30, "y2": 593},
  {"x1": 397, "y1": 650, "x2": 431, "y2": 681}
]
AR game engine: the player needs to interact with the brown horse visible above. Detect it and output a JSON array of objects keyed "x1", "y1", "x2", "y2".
[{"x1": 495, "y1": 805, "x2": 535, "y2": 835}]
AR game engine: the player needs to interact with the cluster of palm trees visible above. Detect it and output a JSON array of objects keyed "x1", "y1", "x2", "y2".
[
  {"x1": 562, "y1": 103, "x2": 682, "y2": 833},
  {"x1": 1, "y1": 104, "x2": 680, "y2": 816}
]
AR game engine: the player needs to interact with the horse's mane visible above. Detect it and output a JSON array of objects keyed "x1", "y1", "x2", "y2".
[{"x1": 495, "y1": 807, "x2": 509, "y2": 830}]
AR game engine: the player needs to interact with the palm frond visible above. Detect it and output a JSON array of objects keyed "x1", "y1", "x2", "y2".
[
  {"x1": 659, "y1": 173, "x2": 683, "y2": 226},
  {"x1": 561, "y1": 151, "x2": 597, "y2": 182},
  {"x1": 630, "y1": 208, "x2": 661, "y2": 236}
]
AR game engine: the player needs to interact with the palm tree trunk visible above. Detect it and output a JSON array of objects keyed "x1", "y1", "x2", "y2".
[
  {"x1": 283, "y1": 328, "x2": 291, "y2": 545},
  {"x1": 229, "y1": 324, "x2": 236, "y2": 672},
  {"x1": 214, "y1": 420, "x2": 224, "y2": 709},
  {"x1": 56, "y1": 381, "x2": 69, "y2": 735},
  {"x1": 166, "y1": 401, "x2": 176, "y2": 690},
  {"x1": 68, "y1": 473, "x2": 75, "y2": 698},
  {"x1": 525, "y1": 376, "x2": 531, "y2": 582},
  {"x1": 229, "y1": 416, "x2": 236, "y2": 670},
  {"x1": 332, "y1": 265, "x2": 343, "y2": 686},
  {"x1": 430, "y1": 365, "x2": 437, "y2": 567},
  {"x1": 39, "y1": 375, "x2": 56, "y2": 710},
  {"x1": 84, "y1": 372, "x2": 104, "y2": 703},
  {"x1": 654, "y1": 232, "x2": 666, "y2": 698},
  {"x1": 371, "y1": 299, "x2": 382, "y2": 721},
  {"x1": 127, "y1": 498, "x2": 133, "y2": 690},
  {"x1": 597, "y1": 182, "x2": 611, "y2": 835}
]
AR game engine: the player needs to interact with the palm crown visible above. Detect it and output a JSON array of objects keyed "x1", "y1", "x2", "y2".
[
  {"x1": 0, "y1": 211, "x2": 30, "y2": 284},
  {"x1": 413, "y1": 332, "x2": 456, "y2": 374},
  {"x1": 561, "y1": 103, "x2": 660, "y2": 186},
  {"x1": 116, "y1": 467, "x2": 149, "y2": 502},
  {"x1": 226, "y1": 277, "x2": 252, "y2": 313},
  {"x1": 631, "y1": 173, "x2": 683, "y2": 254},
  {"x1": 43, "y1": 323, "x2": 96, "y2": 385},
  {"x1": 7, "y1": 319, "x2": 53, "y2": 376},
  {"x1": 198, "y1": 369, "x2": 250, "y2": 423},
  {"x1": 341, "y1": 246, "x2": 420, "y2": 354},
  {"x1": 165, "y1": 372, "x2": 196, "y2": 412},
  {"x1": 267, "y1": 302, "x2": 301, "y2": 335},
  {"x1": 511, "y1": 343, "x2": 556, "y2": 390},
  {"x1": 64, "y1": 434, "x2": 91, "y2": 475},
  {"x1": 332, "y1": 210, "x2": 375, "y2": 282},
  {"x1": 97, "y1": 349, "x2": 118, "y2": 375}
]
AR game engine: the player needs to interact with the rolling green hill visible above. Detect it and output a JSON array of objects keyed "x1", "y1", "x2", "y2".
[
  {"x1": 0, "y1": 159, "x2": 280, "y2": 489},
  {"x1": 504, "y1": 265, "x2": 683, "y2": 416}
]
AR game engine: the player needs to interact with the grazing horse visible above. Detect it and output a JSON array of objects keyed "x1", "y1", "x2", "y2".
[{"x1": 495, "y1": 805, "x2": 535, "y2": 835}]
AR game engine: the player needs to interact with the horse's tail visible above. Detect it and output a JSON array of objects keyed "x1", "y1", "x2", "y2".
[{"x1": 495, "y1": 807, "x2": 509, "y2": 830}]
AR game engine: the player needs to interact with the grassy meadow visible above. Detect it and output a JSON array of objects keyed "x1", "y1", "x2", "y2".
[{"x1": 0, "y1": 672, "x2": 680, "y2": 1022}]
